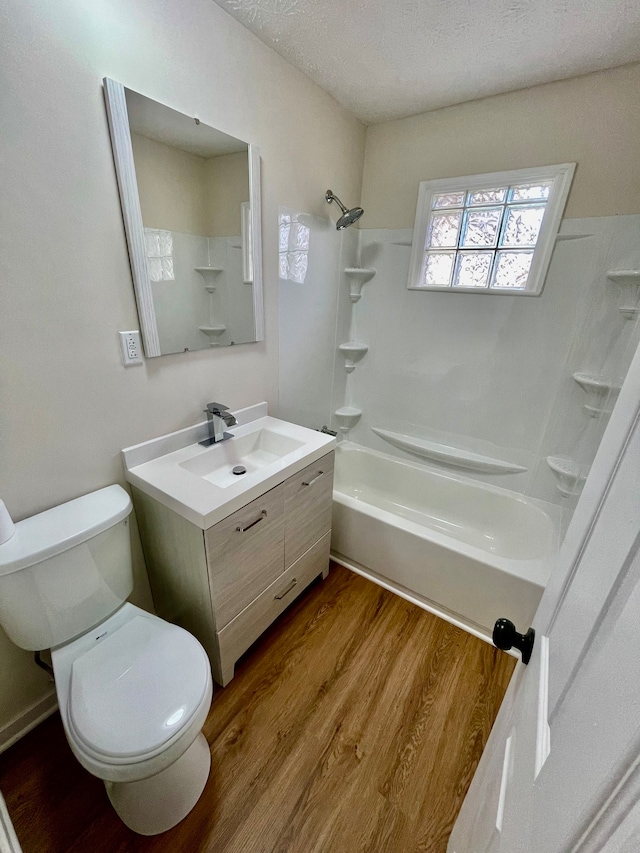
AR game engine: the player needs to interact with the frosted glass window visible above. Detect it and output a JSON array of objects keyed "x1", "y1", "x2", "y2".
[
  {"x1": 279, "y1": 212, "x2": 310, "y2": 284},
  {"x1": 492, "y1": 251, "x2": 534, "y2": 289},
  {"x1": 144, "y1": 228, "x2": 174, "y2": 281},
  {"x1": 433, "y1": 192, "x2": 465, "y2": 209},
  {"x1": 502, "y1": 205, "x2": 545, "y2": 247},
  {"x1": 461, "y1": 207, "x2": 502, "y2": 247},
  {"x1": 509, "y1": 183, "x2": 551, "y2": 201},
  {"x1": 409, "y1": 164, "x2": 575, "y2": 295},
  {"x1": 428, "y1": 212, "x2": 461, "y2": 247},
  {"x1": 423, "y1": 252, "x2": 455, "y2": 286},
  {"x1": 467, "y1": 188, "x2": 507, "y2": 205},
  {"x1": 454, "y1": 252, "x2": 492, "y2": 288}
]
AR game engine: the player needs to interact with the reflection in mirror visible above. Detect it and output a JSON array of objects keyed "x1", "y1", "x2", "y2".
[{"x1": 104, "y1": 80, "x2": 263, "y2": 357}]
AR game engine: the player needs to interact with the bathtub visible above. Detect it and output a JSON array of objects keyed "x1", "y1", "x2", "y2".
[{"x1": 331, "y1": 442, "x2": 560, "y2": 642}]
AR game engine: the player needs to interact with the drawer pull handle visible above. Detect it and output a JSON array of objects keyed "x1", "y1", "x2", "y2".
[
  {"x1": 302, "y1": 470, "x2": 324, "y2": 487},
  {"x1": 236, "y1": 510, "x2": 267, "y2": 533},
  {"x1": 274, "y1": 578, "x2": 298, "y2": 600}
]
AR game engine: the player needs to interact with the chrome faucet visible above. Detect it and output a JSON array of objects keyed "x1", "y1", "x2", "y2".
[{"x1": 199, "y1": 402, "x2": 237, "y2": 447}]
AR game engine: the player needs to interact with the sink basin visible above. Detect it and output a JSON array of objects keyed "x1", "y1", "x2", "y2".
[
  {"x1": 179, "y1": 427, "x2": 305, "y2": 487},
  {"x1": 122, "y1": 404, "x2": 336, "y2": 529}
]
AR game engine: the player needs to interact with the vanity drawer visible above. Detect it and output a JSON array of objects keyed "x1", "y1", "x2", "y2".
[
  {"x1": 284, "y1": 452, "x2": 334, "y2": 567},
  {"x1": 217, "y1": 531, "x2": 331, "y2": 681},
  {"x1": 205, "y1": 484, "x2": 284, "y2": 629}
]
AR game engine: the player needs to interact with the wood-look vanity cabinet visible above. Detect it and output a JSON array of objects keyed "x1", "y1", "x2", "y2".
[{"x1": 132, "y1": 451, "x2": 334, "y2": 685}]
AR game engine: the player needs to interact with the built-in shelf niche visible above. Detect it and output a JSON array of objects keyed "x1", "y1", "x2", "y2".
[
  {"x1": 370, "y1": 427, "x2": 528, "y2": 474},
  {"x1": 334, "y1": 407, "x2": 362, "y2": 434},
  {"x1": 606, "y1": 269, "x2": 640, "y2": 320},
  {"x1": 344, "y1": 268, "x2": 376, "y2": 302},
  {"x1": 195, "y1": 267, "x2": 223, "y2": 293},
  {"x1": 339, "y1": 342, "x2": 368, "y2": 373},
  {"x1": 546, "y1": 456, "x2": 584, "y2": 498},
  {"x1": 198, "y1": 324, "x2": 226, "y2": 336},
  {"x1": 572, "y1": 372, "x2": 620, "y2": 417}
]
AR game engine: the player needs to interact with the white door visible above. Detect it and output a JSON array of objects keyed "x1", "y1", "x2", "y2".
[{"x1": 449, "y1": 342, "x2": 640, "y2": 853}]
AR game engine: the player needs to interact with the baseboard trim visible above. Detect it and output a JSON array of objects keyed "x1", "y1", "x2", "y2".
[
  {"x1": 0, "y1": 792, "x2": 22, "y2": 853},
  {"x1": 0, "y1": 691, "x2": 58, "y2": 755},
  {"x1": 331, "y1": 552, "x2": 517, "y2": 654}
]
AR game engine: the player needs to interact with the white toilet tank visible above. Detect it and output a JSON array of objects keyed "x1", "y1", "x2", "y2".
[{"x1": 0, "y1": 485, "x2": 134, "y2": 650}]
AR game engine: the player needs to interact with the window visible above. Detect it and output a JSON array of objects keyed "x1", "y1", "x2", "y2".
[
  {"x1": 144, "y1": 228, "x2": 175, "y2": 282},
  {"x1": 407, "y1": 164, "x2": 575, "y2": 295},
  {"x1": 279, "y1": 211, "x2": 310, "y2": 284}
]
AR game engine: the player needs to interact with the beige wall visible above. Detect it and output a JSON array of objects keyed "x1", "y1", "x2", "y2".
[
  {"x1": 361, "y1": 63, "x2": 640, "y2": 229},
  {"x1": 0, "y1": 0, "x2": 364, "y2": 736},
  {"x1": 131, "y1": 132, "x2": 209, "y2": 234},
  {"x1": 205, "y1": 151, "x2": 250, "y2": 237}
]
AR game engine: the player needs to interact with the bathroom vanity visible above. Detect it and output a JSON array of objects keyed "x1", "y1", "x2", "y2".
[{"x1": 123, "y1": 404, "x2": 335, "y2": 685}]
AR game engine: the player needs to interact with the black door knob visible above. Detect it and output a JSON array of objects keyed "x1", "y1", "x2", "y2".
[{"x1": 492, "y1": 618, "x2": 535, "y2": 665}]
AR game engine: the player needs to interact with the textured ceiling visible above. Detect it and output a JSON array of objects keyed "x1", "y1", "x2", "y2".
[{"x1": 212, "y1": 0, "x2": 640, "y2": 124}]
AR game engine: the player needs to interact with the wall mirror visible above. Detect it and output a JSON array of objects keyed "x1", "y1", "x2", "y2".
[{"x1": 104, "y1": 78, "x2": 263, "y2": 357}]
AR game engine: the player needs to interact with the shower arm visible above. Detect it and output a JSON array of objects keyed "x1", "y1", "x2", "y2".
[{"x1": 325, "y1": 191, "x2": 349, "y2": 215}]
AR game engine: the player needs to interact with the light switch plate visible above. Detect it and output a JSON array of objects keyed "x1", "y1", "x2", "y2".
[{"x1": 119, "y1": 331, "x2": 143, "y2": 365}]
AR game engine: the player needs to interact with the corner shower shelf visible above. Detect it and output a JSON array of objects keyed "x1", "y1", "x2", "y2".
[
  {"x1": 194, "y1": 267, "x2": 223, "y2": 293},
  {"x1": 370, "y1": 427, "x2": 528, "y2": 474},
  {"x1": 572, "y1": 372, "x2": 620, "y2": 417},
  {"x1": 344, "y1": 268, "x2": 376, "y2": 302},
  {"x1": 606, "y1": 269, "x2": 640, "y2": 319},
  {"x1": 334, "y1": 407, "x2": 362, "y2": 434},
  {"x1": 198, "y1": 324, "x2": 226, "y2": 336},
  {"x1": 339, "y1": 342, "x2": 369, "y2": 372},
  {"x1": 546, "y1": 456, "x2": 584, "y2": 498}
]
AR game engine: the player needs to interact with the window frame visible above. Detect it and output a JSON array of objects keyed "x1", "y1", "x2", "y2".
[{"x1": 407, "y1": 163, "x2": 576, "y2": 296}]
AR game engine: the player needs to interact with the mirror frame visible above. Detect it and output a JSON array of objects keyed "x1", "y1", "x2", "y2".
[{"x1": 103, "y1": 78, "x2": 264, "y2": 357}]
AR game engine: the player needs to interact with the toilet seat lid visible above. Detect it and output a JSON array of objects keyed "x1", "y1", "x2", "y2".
[{"x1": 69, "y1": 614, "x2": 210, "y2": 760}]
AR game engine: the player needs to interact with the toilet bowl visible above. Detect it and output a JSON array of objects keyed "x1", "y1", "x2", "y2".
[
  {"x1": 53, "y1": 603, "x2": 213, "y2": 834},
  {"x1": 0, "y1": 485, "x2": 213, "y2": 835}
]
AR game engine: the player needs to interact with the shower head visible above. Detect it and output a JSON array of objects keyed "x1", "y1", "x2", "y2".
[{"x1": 325, "y1": 190, "x2": 364, "y2": 230}]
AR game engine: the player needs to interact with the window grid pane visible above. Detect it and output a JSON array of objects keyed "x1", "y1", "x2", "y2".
[
  {"x1": 460, "y1": 207, "x2": 503, "y2": 248},
  {"x1": 453, "y1": 252, "x2": 494, "y2": 288},
  {"x1": 432, "y1": 192, "x2": 465, "y2": 209},
  {"x1": 466, "y1": 188, "x2": 507, "y2": 206},
  {"x1": 500, "y1": 204, "x2": 545, "y2": 248},
  {"x1": 423, "y1": 180, "x2": 553, "y2": 290},
  {"x1": 423, "y1": 251, "x2": 455, "y2": 287},
  {"x1": 491, "y1": 250, "x2": 534, "y2": 289},
  {"x1": 508, "y1": 183, "x2": 551, "y2": 202},
  {"x1": 428, "y1": 211, "x2": 462, "y2": 247}
]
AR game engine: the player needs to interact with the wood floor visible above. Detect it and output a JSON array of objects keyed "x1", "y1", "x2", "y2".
[{"x1": 0, "y1": 565, "x2": 515, "y2": 853}]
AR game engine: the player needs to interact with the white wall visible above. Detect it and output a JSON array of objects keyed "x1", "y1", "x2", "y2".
[
  {"x1": 0, "y1": 0, "x2": 364, "y2": 740},
  {"x1": 278, "y1": 207, "x2": 358, "y2": 430}
]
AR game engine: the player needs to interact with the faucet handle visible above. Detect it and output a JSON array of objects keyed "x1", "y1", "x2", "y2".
[{"x1": 205, "y1": 402, "x2": 229, "y2": 414}]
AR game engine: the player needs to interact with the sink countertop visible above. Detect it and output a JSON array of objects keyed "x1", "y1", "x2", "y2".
[{"x1": 122, "y1": 403, "x2": 336, "y2": 529}]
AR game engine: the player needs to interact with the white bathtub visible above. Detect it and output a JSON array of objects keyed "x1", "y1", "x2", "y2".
[{"x1": 331, "y1": 442, "x2": 560, "y2": 641}]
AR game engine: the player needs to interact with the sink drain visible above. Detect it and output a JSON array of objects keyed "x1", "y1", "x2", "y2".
[{"x1": 232, "y1": 465, "x2": 247, "y2": 475}]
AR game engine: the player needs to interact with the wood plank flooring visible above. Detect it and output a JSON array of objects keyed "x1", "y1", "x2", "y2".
[{"x1": 0, "y1": 565, "x2": 515, "y2": 853}]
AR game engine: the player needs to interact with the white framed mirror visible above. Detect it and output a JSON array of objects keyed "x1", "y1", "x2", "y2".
[{"x1": 103, "y1": 78, "x2": 263, "y2": 357}]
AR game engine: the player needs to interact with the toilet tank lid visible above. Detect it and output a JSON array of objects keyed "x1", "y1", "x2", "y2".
[{"x1": 0, "y1": 485, "x2": 132, "y2": 577}]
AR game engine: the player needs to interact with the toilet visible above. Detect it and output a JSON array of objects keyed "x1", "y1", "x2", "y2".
[{"x1": 0, "y1": 485, "x2": 213, "y2": 836}]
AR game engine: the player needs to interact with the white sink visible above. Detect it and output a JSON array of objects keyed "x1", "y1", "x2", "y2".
[
  {"x1": 179, "y1": 427, "x2": 306, "y2": 487},
  {"x1": 122, "y1": 404, "x2": 335, "y2": 529}
]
